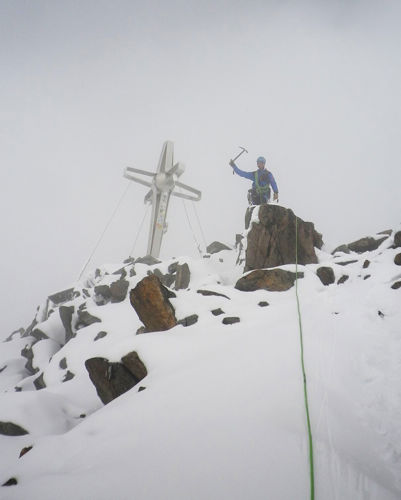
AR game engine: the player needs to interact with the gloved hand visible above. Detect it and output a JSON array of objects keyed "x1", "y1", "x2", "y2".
[
  {"x1": 229, "y1": 159, "x2": 235, "y2": 168},
  {"x1": 273, "y1": 192, "x2": 279, "y2": 201}
]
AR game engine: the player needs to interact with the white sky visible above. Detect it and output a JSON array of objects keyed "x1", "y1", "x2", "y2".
[{"x1": 1, "y1": 0, "x2": 400, "y2": 337}]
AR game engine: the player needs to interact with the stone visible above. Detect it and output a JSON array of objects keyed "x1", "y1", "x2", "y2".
[
  {"x1": 19, "y1": 445, "x2": 33, "y2": 458},
  {"x1": 378, "y1": 229, "x2": 392, "y2": 236},
  {"x1": 332, "y1": 244, "x2": 350, "y2": 255},
  {"x1": 363, "y1": 275, "x2": 371, "y2": 280},
  {"x1": 31, "y1": 329, "x2": 49, "y2": 342},
  {"x1": 75, "y1": 310, "x2": 101, "y2": 330},
  {"x1": 391, "y1": 281, "x2": 401, "y2": 290},
  {"x1": 94, "y1": 331, "x2": 108, "y2": 341},
  {"x1": 245, "y1": 205, "x2": 322, "y2": 272},
  {"x1": 2, "y1": 478, "x2": 17, "y2": 487},
  {"x1": 337, "y1": 275, "x2": 349, "y2": 285},
  {"x1": 175, "y1": 263, "x2": 191, "y2": 290},
  {"x1": 394, "y1": 253, "x2": 401, "y2": 266},
  {"x1": 394, "y1": 231, "x2": 401, "y2": 248},
  {"x1": 94, "y1": 285, "x2": 111, "y2": 305},
  {"x1": 110, "y1": 279, "x2": 129, "y2": 303},
  {"x1": 222, "y1": 317, "x2": 240, "y2": 325},
  {"x1": 177, "y1": 314, "x2": 199, "y2": 327},
  {"x1": 63, "y1": 370, "x2": 75, "y2": 382},
  {"x1": 348, "y1": 236, "x2": 388, "y2": 253},
  {"x1": 135, "y1": 255, "x2": 161, "y2": 266},
  {"x1": 21, "y1": 344, "x2": 38, "y2": 375},
  {"x1": 121, "y1": 351, "x2": 148, "y2": 381},
  {"x1": 316, "y1": 266, "x2": 335, "y2": 286},
  {"x1": 0, "y1": 365, "x2": 6, "y2": 373},
  {"x1": 59, "y1": 357, "x2": 67, "y2": 369},
  {"x1": 206, "y1": 241, "x2": 231, "y2": 254},
  {"x1": 0, "y1": 421, "x2": 29, "y2": 436},
  {"x1": 211, "y1": 308, "x2": 224, "y2": 316},
  {"x1": 112, "y1": 267, "x2": 128, "y2": 279},
  {"x1": 363, "y1": 260, "x2": 370, "y2": 268},
  {"x1": 48, "y1": 288, "x2": 74, "y2": 305},
  {"x1": 235, "y1": 269, "x2": 303, "y2": 292},
  {"x1": 5, "y1": 328, "x2": 24, "y2": 342},
  {"x1": 151, "y1": 268, "x2": 175, "y2": 288},
  {"x1": 336, "y1": 260, "x2": 358, "y2": 266},
  {"x1": 130, "y1": 275, "x2": 177, "y2": 333},
  {"x1": 59, "y1": 305, "x2": 75, "y2": 343},
  {"x1": 33, "y1": 372, "x2": 46, "y2": 390},
  {"x1": 168, "y1": 262, "x2": 179, "y2": 274},
  {"x1": 258, "y1": 301, "x2": 269, "y2": 307},
  {"x1": 85, "y1": 354, "x2": 147, "y2": 405},
  {"x1": 197, "y1": 289, "x2": 230, "y2": 299}
]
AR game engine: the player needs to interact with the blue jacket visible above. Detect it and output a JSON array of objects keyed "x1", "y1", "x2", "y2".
[{"x1": 232, "y1": 164, "x2": 278, "y2": 193}]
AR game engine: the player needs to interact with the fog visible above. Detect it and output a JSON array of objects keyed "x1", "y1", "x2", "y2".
[{"x1": 1, "y1": 0, "x2": 400, "y2": 337}]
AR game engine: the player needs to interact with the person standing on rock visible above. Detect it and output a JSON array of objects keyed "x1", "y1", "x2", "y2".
[{"x1": 229, "y1": 156, "x2": 279, "y2": 205}]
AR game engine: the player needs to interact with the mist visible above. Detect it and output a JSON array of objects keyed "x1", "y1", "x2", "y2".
[{"x1": 1, "y1": 0, "x2": 400, "y2": 337}]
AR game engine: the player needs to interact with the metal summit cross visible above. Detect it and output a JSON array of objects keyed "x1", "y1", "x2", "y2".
[{"x1": 123, "y1": 141, "x2": 201, "y2": 259}]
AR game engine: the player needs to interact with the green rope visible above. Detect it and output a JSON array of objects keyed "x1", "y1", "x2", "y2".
[{"x1": 295, "y1": 215, "x2": 315, "y2": 500}]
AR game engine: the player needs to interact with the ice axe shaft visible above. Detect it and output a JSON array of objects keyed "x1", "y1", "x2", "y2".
[{"x1": 231, "y1": 146, "x2": 248, "y2": 174}]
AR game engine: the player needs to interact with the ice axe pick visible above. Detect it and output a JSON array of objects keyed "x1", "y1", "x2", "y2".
[{"x1": 230, "y1": 146, "x2": 248, "y2": 174}]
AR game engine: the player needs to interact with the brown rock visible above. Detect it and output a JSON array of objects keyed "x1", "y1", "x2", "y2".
[
  {"x1": 394, "y1": 232, "x2": 401, "y2": 248},
  {"x1": 245, "y1": 205, "x2": 322, "y2": 272},
  {"x1": 19, "y1": 445, "x2": 33, "y2": 458},
  {"x1": 394, "y1": 253, "x2": 401, "y2": 266},
  {"x1": 235, "y1": 269, "x2": 303, "y2": 292},
  {"x1": 121, "y1": 351, "x2": 148, "y2": 381},
  {"x1": 130, "y1": 275, "x2": 177, "y2": 332},
  {"x1": 348, "y1": 236, "x2": 388, "y2": 253}
]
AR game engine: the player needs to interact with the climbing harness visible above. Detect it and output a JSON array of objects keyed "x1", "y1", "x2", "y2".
[
  {"x1": 77, "y1": 183, "x2": 131, "y2": 280},
  {"x1": 295, "y1": 215, "x2": 315, "y2": 500},
  {"x1": 253, "y1": 171, "x2": 271, "y2": 204}
]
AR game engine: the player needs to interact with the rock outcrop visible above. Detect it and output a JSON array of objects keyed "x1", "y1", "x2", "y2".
[
  {"x1": 235, "y1": 269, "x2": 303, "y2": 292},
  {"x1": 130, "y1": 275, "x2": 177, "y2": 333},
  {"x1": 245, "y1": 205, "x2": 322, "y2": 272}
]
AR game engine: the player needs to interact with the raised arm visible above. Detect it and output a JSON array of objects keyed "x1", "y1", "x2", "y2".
[{"x1": 229, "y1": 161, "x2": 254, "y2": 180}]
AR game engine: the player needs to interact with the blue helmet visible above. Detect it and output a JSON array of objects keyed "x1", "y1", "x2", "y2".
[{"x1": 256, "y1": 156, "x2": 266, "y2": 164}]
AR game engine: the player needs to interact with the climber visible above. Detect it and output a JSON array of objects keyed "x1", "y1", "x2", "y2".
[{"x1": 229, "y1": 156, "x2": 279, "y2": 205}]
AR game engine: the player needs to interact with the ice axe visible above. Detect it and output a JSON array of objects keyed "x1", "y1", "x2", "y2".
[{"x1": 230, "y1": 146, "x2": 248, "y2": 174}]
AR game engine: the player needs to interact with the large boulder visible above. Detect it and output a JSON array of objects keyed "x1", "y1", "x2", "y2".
[
  {"x1": 245, "y1": 205, "x2": 322, "y2": 272},
  {"x1": 206, "y1": 241, "x2": 231, "y2": 254},
  {"x1": 85, "y1": 351, "x2": 147, "y2": 405},
  {"x1": 235, "y1": 269, "x2": 303, "y2": 292},
  {"x1": 130, "y1": 275, "x2": 177, "y2": 333}
]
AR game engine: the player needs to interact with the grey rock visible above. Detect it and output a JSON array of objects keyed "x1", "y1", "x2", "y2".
[
  {"x1": 337, "y1": 275, "x2": 349, "y2": 285},
  {"x1": 377, "y1": 229, "x2": 392, "y2": 236},
  {"x1": 75, "y1": 310, "x2": 101, "y2": 330},
  {"x1": 0, "y1": 365, "x2": 6, "y2": 373},
  {"x1": 211, "y1": 308, "x2": 224, "y2": 316},
  {"x1": 316, "y1": 267, "x2": 335, "y2": 286},
  {"x1": 175, "y1": 263, "x2": 191, "y2": 290},
  {"x1": 178, "y1": 314, "x2": 199, "y2": 327},
  {"x1": 332, "y1": 244, "x2": 351, "y2": 255},
  {"x1": 59, "y1": 357, "x2": 67, "y2": 369},
  {"x1": 336, "y1": 260, "x2": 358, "y2": 266},
  {"x1": 394, "y1": 253, "x2": 401, "y2": 266},
  {"x1": 21, "y1": 344, "x2": 38, "y2": 375},
  {"x1": 348, "y1": 236, "x2": 388, "y2": 253},
  {"x1": 206, "y1": 241, "x2": 231, "y2": 254},
  {"x1": 394, "y1": 231, "x2": 401, "y2": 249},
  {"x1": 0, "y1": 421, "x2": 29, "y2": 436},
  {"x1": 59, "y1": 305, "x2": 75, "y2": 343},
  {"x1": 364, "y1": 275, "x2": 371, "y2": 280},
  {"x1": 63, "y1": 370, "x2": 75, "y2": 382},
  {"x1": 48, "y1": 288, "x2": 74, "y2": 305},
  {"x1": 222, "y1": 317, "x2": 240, "y2": 325},
  {"x1": 94, "y1": 285, "x2": 111, "y2": 305},
  {"x1": 85, "y1": 354, "x2": 147, "y2": 405},
  {"x1": 391, "y1": 281, "x2": 401, "y2": 290},
  {"x1": 135, "y1": 255, "x2": 161, "y2": 266},
  {"x1": 363, "y1": 260, "x2": 370, "y2": 268},
  {"x1": 33, "y1": 372, "x2": 46, "y2": 390},
  {"x1": 112, "y1": 267, "x2": 128, "y2": 279},
  {"x1": 151, "y1": 269, "x2": 175, "y2": 288},
  {"x1": 258, "y1": 301, "x2": 269, "y2": 307},
  {"x1": 31, "y1": 328, "x2": 49, "y2": 342},
  {"x1": 168, "y1": 262, "x2": 179, "y2": 274},
  {"x1": 110, "y1": 279, "x2": 129, "y2": 303},
  {"x1": 5, "y1": 328, "x2": 24, "y2": 342},
  {"x1": 197, "y1": 289, "x2": 230, "y2": 299},
  {"x1": 94, "y1": 331, "x2": 108, "y2": 341}
]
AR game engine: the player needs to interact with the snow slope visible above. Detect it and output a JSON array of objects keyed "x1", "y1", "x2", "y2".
[{"x1": 1, "y1": 227, "x2": 400, "y2": 500}]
